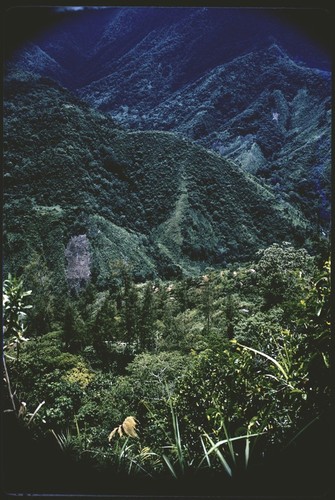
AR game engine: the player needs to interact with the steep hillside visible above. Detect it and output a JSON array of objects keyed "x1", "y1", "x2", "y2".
[
  {"x1": 79, "y1": 44, "x2": 330, "y2": 228},
  {"x1": 7, "y1": 8, "x2": 331, "y2": 229},
  {"x1": 8, "y1": 7, "x2": 330, "y2": 88},
  {"x1": 2, "y1": 9, "x2": 331, "y2": 491},
  {"x1": 3, "y1": 74, "x2": 313, "y2": 292}
]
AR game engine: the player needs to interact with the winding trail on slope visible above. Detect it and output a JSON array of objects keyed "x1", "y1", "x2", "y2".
[{"x1": 154, "y1": 167, "x2": 189, "y2": 262}]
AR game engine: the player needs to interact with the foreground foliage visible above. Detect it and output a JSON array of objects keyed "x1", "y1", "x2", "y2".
[{"x1": 2, "y1": 243, "x2": 331, "y2": 490}]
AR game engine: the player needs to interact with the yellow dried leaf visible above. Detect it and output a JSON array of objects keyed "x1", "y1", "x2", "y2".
[
  {"x1": 108, "y1": 416, "x2": 139, "y2": 442},
  {"x1": 108, "y1": 427, "x2": 118, "y2": 442},
  {"x1": 122, "y1": 416, "x2": 138, "y2": 438}
]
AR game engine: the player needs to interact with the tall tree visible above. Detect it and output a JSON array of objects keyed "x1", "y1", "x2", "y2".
[
  {"x1": 62, "y1": 302, "x2": 83, "y2": 353},
  {"x1": 23, "y1": 253, "x2": 54, "y2": 335},
  {"x1": 138, "y1": 282, "x2": 156, "y2": 351},
  {"x1": 123, "y1": 273, "x2": 139, "y2": 347},
  {"x1": 225, "y1": 294, "x2": 238, "y2": 340},
  {"x1": 93, "y1": 295, "x2": 117, "y2": 362}
]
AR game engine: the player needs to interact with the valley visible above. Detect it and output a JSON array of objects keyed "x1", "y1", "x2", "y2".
[{"x1": 2, "y1": 6, "x2": 331, "y2": 497}]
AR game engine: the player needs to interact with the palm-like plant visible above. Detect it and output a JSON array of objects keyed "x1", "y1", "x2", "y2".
[
  {"x1": 2, "y1": 274, "x2": 32, "y2": 413},
  {"x1": 3, "y1": 274, "x2": 32, "y2": 361}
]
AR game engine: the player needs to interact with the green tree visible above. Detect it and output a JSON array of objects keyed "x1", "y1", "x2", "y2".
[
  {"x1": 255, "y1": 242, "x2": 315, "y2": 308},
  {"x1": 224, "y1": 294, "x2": 239, "y2": 340},
  {"x1": 23, "y1": 253, "x2": 55, "y2": 335},
  {"x1": 122, "y1": 271, "x2": 139, "y2": 347},
  {"x1": 93, "y1": 295, "x2": 117, "y2": 361},
  {"x1": 293, "y1": 258, "x2": 331, "y2": 409},
  {"x1": 138, "y1": 282, "x2": 156, "y2": 351},
  {"x1": 199, "y1": 274, "x2": 213, "y2": 336},
  {"x1": 62, "y1": 302, "x2": 84, "y2": 354},
  {"x1": 109, "y1": 260, "x2": 139, "y2": 348}
]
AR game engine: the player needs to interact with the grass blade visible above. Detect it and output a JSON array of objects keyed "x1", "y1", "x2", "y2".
[
  {"x1": 200, "y1": 435, "x2": 211, "y2": 467},
  {"x1": 204, "y1": 430, "x2": 266, "y2": 473},
  {"x1": 236, "y1": 342, "x2": 288, "y2": 380},
  {"x1": 283, "y1": 414, "x2": 321, "y2": 450},
  {"x1": 221, "y1": 420, "x2": 236, "y2": 464},
  {"x1": 167, "y1": 395, "x2": 185, "y2": 473},
  {"x1": 244, "y1": 432, "x2": 250, "y2": 468},
  {"x1": 162, "y1": 454, "x2": 177, "y2": 478},
  {"x1": 203, "y1": 433, "x2": 232, "y2": 476},
  {"x1": 28, "y1": 400, "x2": 45, "y2": 425}
]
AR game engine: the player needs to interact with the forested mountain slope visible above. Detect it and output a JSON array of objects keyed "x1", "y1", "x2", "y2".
[
  {"x1": 2, "y1": 7, "x2": 331, "y2": 496},
  {"x1": 3, "y1": 74, "x2": 313, "y2": 292},
  {"x1": 7, "y1": 7, "x2": 331, "y2": 228}
]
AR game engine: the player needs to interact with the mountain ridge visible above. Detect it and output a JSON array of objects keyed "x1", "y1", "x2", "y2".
[
  {"x1": 8, "y1": 11, "x2": 330, "y2": 229},
  {"x1": 4, "y1": 7, "x2": 330, "y2": 292},
  {"x1": 3, "y1": 74, "x2": 315, "y2": 291}
]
